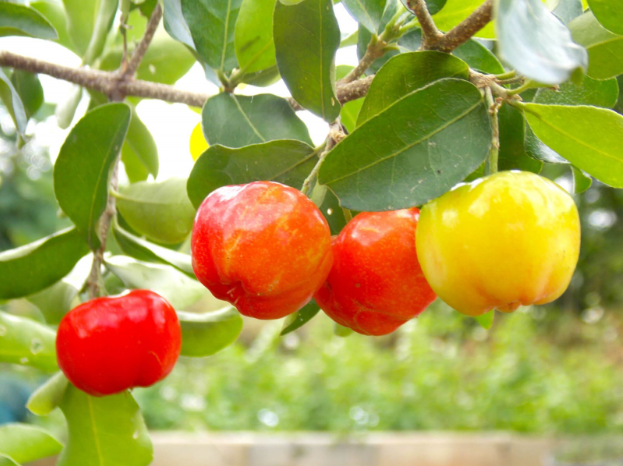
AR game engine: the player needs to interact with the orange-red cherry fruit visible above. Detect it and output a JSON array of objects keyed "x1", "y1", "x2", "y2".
[
  {"x1": 315, "y1": 208, "x2": 436, "y2": 336},
  {"x1": 191, "y1": 181, "x2": 333, "y2": 320}
]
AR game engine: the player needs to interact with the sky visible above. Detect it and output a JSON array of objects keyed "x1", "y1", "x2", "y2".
[{"x1": 0, "y1": 4, "x2": 360, "y2": 183}]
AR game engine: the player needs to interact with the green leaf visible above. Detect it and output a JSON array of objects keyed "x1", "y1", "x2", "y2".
[
  {"x1": 55, "y1": 84, "x2": 83, "y2": 130},
  {"x1": 572, "y1": 165, "x2": 592, "y2": 193},
  {"x1": 163, "y1": 0, "x2": 196, "y2": 49},
  {"x1": 0, "y1": 424, "x2": 62, "y2": 466},
  {"x1": 587, "y1": 0, "x2": 623, "y2": 35},
  {"x1": 334, "y1": 323, "x2": 354, "y2": 337},
  {"x1": 551, "y1": 0, "x2": 583, "y2": 24},
  {"x1": 120, "y1": 106, "x2": 159, "y2": 183},
  {"x1": 10, "y1": 70, "x2": 44, "y2": 118},
  {"x1": 274, "y1": 0, "x2": 341, "y2": 121},
  {"x1": 201, "y1": 93, "x2": 312, "y2": 148},
  {"x1": 0, "y1": 70, "x2": 27, "y2": 137},
  {"x1": 178, "y1": 307, "x2": 243, "y2": 357},
  {"x1": 523, "y1": 103, "x2": 623, "y2": 187},
  {"x1": 281, "y1": 300, "x2": 320, "y2": 335},
  {"x1": 432, "y1": 0, "x2": 495, "y2": 38},
  {"x1": 425, "y1": 0, "x2": 447, "y2": 15},
  {"x1": 112, "y1": 223, "x2": 195, "y2": 277},
  {"x1": 357, "y1": 23, "x2": 399, "y2": 75},
  {"x1": 340, "y1": 30, "x2": 359, "y2": 48},
  {"x1": 357, "y1": 51, "x2": 470, "y2": 126},
  {"x1": 524, "y1": 123, "x2": 569, "y2": 164},
  {"x1": 187, "y1": 140, "x2": 317, "y2": 208},
  {"x1": 105, "y1": 256, "x2": 207, "y2": 309},
  {"x1": 27, "y1": 281, "x2": 79, "y2": 325},
  {"x1": 0, "y1": 2, "x2": 58, "y2": 40},
  {"x1": 534, "y1": 76, "x2": 619, "y2": 108},
  {"x1": 235, "y1": 0, "x2": 277, "y2": 74},
  {"x1": 0, "y1": 312, "x2": 58, "y2": 372},
  {"x1": 496, "y1": 0, "x2": 587, "y2": 85},
  {"x1": 181, "y1": 0, "x2": 242, "y2": 73},
  {"x1": 570, "y1": 11, "x2": 623, "y2": 80},
  {"x1": 318, "y1": 78, "x2": 492, "y2": 211},
  {"x1": 28, "y1": 373, "x2": 69, "y2": 416},
  {"x1": 54, "y1": 103, "x2": 132, "y2": 249},
  {"x1": 0, "y1": 228, "x2": 89, "y2": 300},
  {"x1": 82, "y1": 0, "x2": 119, "y2": 65},
  {"x1": 61, "y1": 0, "x2": 99, "y2": 56},
  {"x1": 115, "y1": 178, "x2": 196, "y2": 244},
  {"x1": 474, "y1": 311, "x2": 494, "y2": 329},
  {"x1": 30, "y1": 1, "x2": 74, "y2": 51},
  {"x1": 342, "y1": 0, "x2": 386, "y2": 33},
  {"x1": 498, "y1": 104, "x2": 543, "y2": 173},
  {"x1": 57, "y1": 385, "x2": 152, "y2": 466},
  {"x1": 319, "y1": 189, "x2": 348, "y2": 234},
  {"x1": 240, "y1": 65, "x2": 281, "y2": 87}
]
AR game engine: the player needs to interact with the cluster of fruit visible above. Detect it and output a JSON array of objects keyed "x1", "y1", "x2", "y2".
[{"x1": 55, "y1": 170, "x2": 581, "y2": 396}]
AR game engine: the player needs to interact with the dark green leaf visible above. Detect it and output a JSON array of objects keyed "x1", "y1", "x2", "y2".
[
  {"x1": 498, "y1": 104, "x2": 543, "y2": 173},
  {"x1": 0, "y1": 312, "x2": 57, "y2": 372},
  {"x1": 57, "y1": 385, "x2": 152, "y2": 466},
  {"x1": 0, "y1": 228, "x2": 89, "y2": 300},
  {"x1": 112, "y1": 223, "x2": 195, "y2": 277},
  {"x1": 202, "y1": 93, "x2": 312, "y2": 148},
  {"x1": 432, "y1": 0, "x2": 495, "y2": 38},
  {"x1": 181, "y1": 0, "x2": 242, "y2": 73},
  {"x1": 524, "y1": 123, "x2": 569, "y2": 164},
  {"x1": 475, "y1": 311, "x2": 494, "y2": 329},
  {"x1": 534, "y1": 76, "x2": 619, "y2": 108},
  {"x1": 235, "y1": 0, "x2": 277, "y2": 74},
  {"x1": 274, "y1": 0, "x2": 341, "y2": 121},
  {"x1": 572, "y1": 165, "x2": 592, "y2": 193},
  {"x1": 163, "y1": 0, "x2": 195, "y2": 49},
  {"x1": 281, "y1": 300, "x2": 320, "y2": 335},
  {"x1": 0, "y1": 70, "x2": 27, "y2": 137},
  {"x1": 342, "y1": 0, "x2": 386, "y2": 33},
  {"x1": 552, "y1": 0, "x2": 583, "y2": 24},
  {"x1": 115, "y1": 178, "x2": 196, "y2": 244},
  {"x1": 0, "y1": 424, "x2": 62, "y2": 466},
  {"x1": 178, "y1": 307, "x2": 243, "y2": 357},
  {"x1": 587, "y1": 0, "x2": 623, "y2": 35},
  {"x1": 318, "y1": 78, "x2": 492, "y2": 211},
  {"x1": 570, "y1": 12, "x2": 623, "y2": 80},
  {"x1": 28, "y1": 373, "x2": 69, "y2": 416},
  {"x1": 496, "y1": 0, "x2": 587, "y2": 85},
  {"x1": 121, "y1": 106, "x2": 159, "y2": 183},
  {"x1": 357, "y1": 51, "x2": 470, "y2": 126},
  {"x1": 0, "y1": 2, "x2": 58, "y2": 40},
  {"x1": 54, "y1": 103, "x2": 131, "y2": 249},
  {"x1": 523, "y1": 103, "x2": 623, "y2": 187},
  {"x1": 424, "y1": 0, "x2": 447, "y2": 15},
  {"x1": 187, "y1": 139, "x2": 317, "y2": 208},
  {"x1": 319, "y1": 189, "x2": 348, "y2": 234},
  {"x1": 10, "y1": 70, "x2": 44, "y2": 118}
]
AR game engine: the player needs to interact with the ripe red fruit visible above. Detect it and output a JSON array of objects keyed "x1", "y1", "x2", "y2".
[
  {"x1": 56, "y1": 290, "x2": 181, "y2": 396},
  {"x1": 191, "y1": 181, "x2": 333, "y2": 320},
  {"x1": 314, "y1": 208, "x2": 436, "y2": 336}
]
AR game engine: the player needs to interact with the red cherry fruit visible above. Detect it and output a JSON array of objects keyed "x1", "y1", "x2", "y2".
[
  {"x1": 314, "y1": 208, "x2": 436, "y2": 336},
  {"x1": 191, "y1": 181, "x2": 333, "y2": 320},
  {"x1": 56, "y1": 290, "x2": 181, "y2": 396}
]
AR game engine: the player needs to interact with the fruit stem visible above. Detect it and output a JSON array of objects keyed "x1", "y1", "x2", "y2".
[{"x1": 485, "y1": 86, "x2": 499, "y2": 175}]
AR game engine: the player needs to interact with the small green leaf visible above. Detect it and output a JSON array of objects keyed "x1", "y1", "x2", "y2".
[
  {"x1": 0, "y1": 228, "x2": 89, "y2": 300},
  {"x1": 82, "y1": 0, "x2": 118, "y2": 65},
  {"x1": 281, "y1": 300, "x2": 320, "y2": 335},
  {"x1": 357, "y1": 23, "x2": 398, "y2": 75},
  {"x1": 474, "y1": 311, "x2": 494, "y2": 329},
  {"x1": 0, "y1": 70, "x2": 27, "y2": 137},
  {"x1": 534, "y1": 76, "x2": 619, "y2": 108},
  {"x1": 121, "y1": 106, "x2": 159, "y2": 183},
  {"x1": 0, "y1": 312, "x2": 58, "y2": 372},
  {"x1": 342, "y1": 0, "x2": 386, "y2": 33},
  {"x1": 30, "y1": 1, "x2": 74, "y2": 51},
  {"x1": 10, "y1": 70, "x2": 44, "y2": 119},
  {"x1": 61, "y1": 0, "x2": 100, "y2": 56},
  {"x1": 524, "y1": 123, "x2": 569, "y2": 164},
  {"x1": 357, "y1": 51, "x2": 470, "y2": 126},
  {"x1": 0, "y1": 424, "x2": 62, "y2": 466},
  {"x1": 105, "y1": 256, "x2": 207, "y2": 309},
  {"x1": 587, "y1": 0, "x2": 623, "y2": 35},
  {"x1": 274, "y1": 0, "x2": 341, "y2": 121},
  {"x1": 57, "y1": 385, "x2": 152, "y2": 466},
  {"x1": 432, "y1": 0, "x2": 495, "y2": 38},
  {"x1": 187, "y1": 140, "x2": 317, "y2": 208},
  {"x1": 496, "y1": 0, "x2": 587, "y2": 85},
  {"x1": 178, "y1": 306, "x2": 243, "y2": 357},
  {"x1": 55, "y1": 84, "x2": 83, "y2": 130},
  {"x1": 498, "y1": 104, "x2": 543, "y2": 173},
  {"x1": 0, "y1": 2, "x2": 58, "y2": 40},
  {"x1": 54, "y1": 103, "x2": 132, "y2": 249},
  {"x1": 319, "y1": 78, "x2": 492, "y2": 211},
  {"x1": 202, "y1": 93, "x2": 312, "y2": 148},
  {"x1": 162, "y1": 0, "x2": 196, "y2": 49},
  {"x1": 27, "y1": 280, "x2": 79, "y2": 325},
  {"x1": 572, "y1": 165, "x2": 592, "y2": 193},
  {"x1": 115, "y1": 178, "x2": 195, "y2": 244},
  {"x1": 28, "y1": 373, "x2": 69, "y2": 416},
  {"x1": 235, "y1": 0, "x2": 277, "y2": 74},
  {"x1": 181, "y1": 0, "x2": 242, "y2": 73},
  {"x1": 570, "y1": 11, "x2": 623, "y2": 80},
  {"x1": 523, "y1": 103, "x2": 623, "y2": 187},
  {"x1": 113, "y1": 223, "x2": 195, "y2": 277}
]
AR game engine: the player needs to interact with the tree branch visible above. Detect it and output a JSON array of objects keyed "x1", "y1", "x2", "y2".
[
  {"x1": 406, "y1": 0, "x2": 442, "y2": 48},
  {"x1": 122, "y1": 3, "x2": 162, "y2": 78},
  {"x1": 430, "y1": 0, "x2": 493, "y2": 53}
]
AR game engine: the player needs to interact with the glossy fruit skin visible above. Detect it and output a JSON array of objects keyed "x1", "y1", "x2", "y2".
[
  {"x1": 191, "y1": 181, "x2": 333, "y2": 320},
  {"x1": 56, "y1": 290, "x2": 181, "y2": 396},
  {"x1": 416, "y1": 171, "x2": 581, "y2": 317},
  {"x1": 314, "y1": 208, "x2": 436, "y2": 336}
]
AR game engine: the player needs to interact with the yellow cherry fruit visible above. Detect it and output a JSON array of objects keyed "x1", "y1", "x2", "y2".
[{"x1": 416, "y1": 171, "x2": 581, "y2": 317}]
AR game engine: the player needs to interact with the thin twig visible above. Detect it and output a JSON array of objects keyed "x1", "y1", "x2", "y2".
[
  {"x1": 430, "y1": 0, "x2": 494, "y2": 52},
  {"x1": 341, "y1": 37, "x2": 386, "y2": 84},
  {"x1": 406, "y1": 0, "x2": 442, "y2": 48},
  {"x1": 484, "y1": 86, "x2": 500, "y2": 176},
  {"x1": 301, "y1": 119, "x2": 343, "y2": 196},
  {"x1": 123, "y1": 3, "x2": 162, "y2": 78}
]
